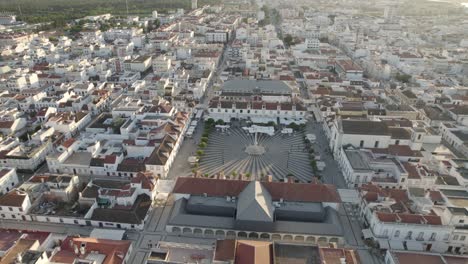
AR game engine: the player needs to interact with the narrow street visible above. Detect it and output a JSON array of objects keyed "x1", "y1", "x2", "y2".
[{"x1": 306, "y1": 121, "x2": 346, "y2": 188}]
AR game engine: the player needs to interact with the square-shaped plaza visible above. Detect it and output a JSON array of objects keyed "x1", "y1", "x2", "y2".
[{"x1": 194, "y1": 123, "x2": 315, "y2": 182}]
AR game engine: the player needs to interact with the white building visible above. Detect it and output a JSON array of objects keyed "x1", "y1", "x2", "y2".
[
  {"x1": 206, "y1": 30, "x2": 229, "y2": 43},
  {"x1": 123, "y1": 55, "x2": 152, "y2": 73},
  {"x1": 0, "y1": 190, "x2": 32, "y2": 220},
  {"x1": 359, "y1": 185, "x2": 459, "y2": 253},
  {"x1": 0, "y1": 168, "x2": 18, "y2": 195}
]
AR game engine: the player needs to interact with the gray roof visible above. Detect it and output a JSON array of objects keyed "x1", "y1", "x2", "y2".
[
  {"x1": 341, "y1": 120, "x2": 389, "y2": 135},
  {"x1": 63, "y1": 152, "x2": 92, "y2": 166},
  {"x1": 344, "y1": 150, "x2": 372, "y2": 171},
  {"x1": 168, "y1": 199, "x2": 343, "y2": 236},
  {"x1": 222, "y1": 80, "x2": 292, "y2": 95},
  {"x1": 451, "y1": 130, "x2": 468, "y2": 142},
  {"x1": 236, "y1": 181, "x2": 274, "y2": 222}
]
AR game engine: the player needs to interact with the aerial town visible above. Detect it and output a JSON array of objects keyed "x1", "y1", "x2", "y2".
[{"x1": 0, "y1": 0, "x2": 467, "y2": 263}]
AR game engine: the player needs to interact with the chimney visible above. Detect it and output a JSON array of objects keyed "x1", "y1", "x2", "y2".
[
  {"x1": 79, "y1": 246, "x2": 86, "y2": 255},
  {"x1": 287, "y1": 176, "x2": 294, "y2": 183},
  {"x1": 267, "y1": 175, "x2": 273, "y2": 182}
]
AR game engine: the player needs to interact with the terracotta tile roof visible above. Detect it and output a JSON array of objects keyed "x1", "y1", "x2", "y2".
[
  {"x1": 103, "y1": 155, "x2": 117, "y2": 164},
  {"x1": 363, "y1": 192, "x2": 379, "y2": 202},
  {"x1": 214, "y1": 239, "x2": 236, "y2": 261},
  {"x1": 0, "y1": 121, "x2": 14, "y2": 129},
  {"x1": 131, "y1": 172, "x2": 155, "y2": 190},
  {"x1": 172, "y1": 178, "x2": 341, "y2": 203},
  {"x1": 146, "y1": 134, "x2": 175, "y2": 166},
  {"x1": 376, "y1": 212, "x2": 442, "y2": 225},
  {"x1": 424, "y1": 215, "x2": 442, "y2": 225},
  {"x1": 319, "y1": 247, "x2": 360, "y2": 264},
  {"x1": 52, "y1": 236, "x2": 131, "y2": 264},
  {"x1": 0, "y1": 190, "x2": 28, "y2": 207},
  {"x1": 0, "y1": 238, "x2": 37, "y2": 264},
  {"x1": 0, "y1": 168, "x2": 13, "y2": 179},
  {"x1": 398, "y1": 213, "x2": 425, "y2": 224},
  {"x1": 235, "y1": 240, "x2": 273, "y2": 264},
  {"x1": 62, "y1": 138, "x2": 76, "y2": 148},
  {"x1": 392, "y1": 252, "x2": 445, "y2": 264},
  {"x1": 429, "y1": 191, "x2": 444, "y2": 203},
  {"x1": 265, "y1": 103, "x2": 277, "y2": 110},
  {"x1": 359, "y1": 184, "x2": 409, "y2": 203},
  {"x1": 387, "y1": 189, "x2": 410, "y2": 203},
  {"x1": 402, "y1": 162, "x2": 420, "y2": 179},
  {"x1": 376, "y1": 212, "x2": 399, "y2": 222}
]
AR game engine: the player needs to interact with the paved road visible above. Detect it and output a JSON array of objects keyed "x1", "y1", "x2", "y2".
[
  {"x1": 166, "y1": 120, "x2": 205, "y2": 179},
  {"x1": 306, "y1": 121, "x2": 346, "y2": 188}
]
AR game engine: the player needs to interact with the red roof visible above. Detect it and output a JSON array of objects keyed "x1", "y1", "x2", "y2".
[
  {"x1": 52, "y1": 236, "x2": 131, "y2": 264},
  {"x1": 62, "y1": 138, "x2": 76, "y2": 148},
  {"x1": 103, "y1": 155, "x2": 117, "y2": 164},
  {"x1": 173, "y1": 177, "x2": 250, "y2": 197},
  {"x1": 429, "y1": 191, "x2": 444, "y2": 203},
  {"x1": 376, "y1": 212, "x2": 442, "y2": 225},
  {"x1": 173, "y1": 178, "x2": 341, "y2": 203}
]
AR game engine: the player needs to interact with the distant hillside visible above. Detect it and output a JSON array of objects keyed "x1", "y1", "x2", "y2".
[{"x1": 0, "y1": 0, "x2": 218, "y2": 25}]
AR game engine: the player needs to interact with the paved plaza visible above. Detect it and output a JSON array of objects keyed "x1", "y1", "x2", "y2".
[{"x1": 197, "y1": 125, "x2": 314, "y2": 182}]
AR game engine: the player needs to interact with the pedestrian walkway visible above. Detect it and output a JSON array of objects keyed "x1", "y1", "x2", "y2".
[{"x1": 198, "y1": 127, "x2": 314, "y2": 182}]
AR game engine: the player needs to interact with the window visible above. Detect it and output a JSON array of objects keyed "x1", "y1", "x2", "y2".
[
  {"x1": 8, "y1": 207, "x2": 12, "y2": 212},
  {"x1": 374, "y1": 141, "x2": 379, "y2": 148},
  {"x1": 429, "y1": 233, "x2": 436, "y2": 241},
  {"x1": 417, "y1": 232, "x2": 424, "y2": 240},
  {"x1": 406, "y1": 231, "x2": 413, "y2": 240},
  {"x1": 240, "y1": 110, "x2": 243, "y2": 113},
  {"x1": 12, "y1": 215, "x2": 15, "y2": 219},
  {"x1": 360, "y1": 140, "x2": 364, "y2": 148},
  {"x1": 460, "y1": 236, "x2": 466, "y2": 241},
  {"x1": 417, "y1": 134, "x2": 422, "y2": 140},
  {"x1": 395, "y1": 140, "x2": 400, "y2": 145},
  {"x1": 459, "y1": 219, "x2": 465, "y2": 224},
  {"x1": 394, "y1": 230, "x2": 400, "y2": 238},
  {"x1": 453, "y1": 235, "x2": 459, "y2": 240}
]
